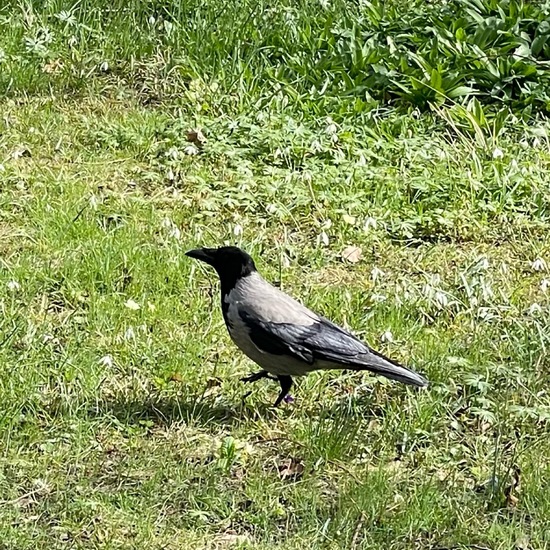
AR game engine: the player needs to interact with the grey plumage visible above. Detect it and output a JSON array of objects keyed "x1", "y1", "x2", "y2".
[{"x1": 186, "y1": 246, "x2": 428, "y2": 405}]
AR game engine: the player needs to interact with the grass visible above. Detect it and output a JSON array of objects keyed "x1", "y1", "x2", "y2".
[{"x1": 1, "y1": 1, "x2": 550, "y2": 549}]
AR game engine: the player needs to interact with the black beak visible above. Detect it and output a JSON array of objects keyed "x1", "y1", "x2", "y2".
[{"x1": 185, "y1": 247, "x2": 216, "y2": 266}]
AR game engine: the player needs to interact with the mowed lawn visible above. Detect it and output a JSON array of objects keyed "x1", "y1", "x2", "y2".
[{"x1": 1, "y1": 1, "x2": 550, "y2": 549}]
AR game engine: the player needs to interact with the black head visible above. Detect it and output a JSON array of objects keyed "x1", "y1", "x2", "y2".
[{"x1": 185, "y1": 246, "x2": 257, "y2": 292}]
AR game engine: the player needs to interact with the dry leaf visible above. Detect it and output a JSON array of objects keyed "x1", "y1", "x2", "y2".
[
  {"x1": 341, "y1": 245, "x2": 362, "y2": 263},
  {"x1": 186, "y1": 128, "x2": 206, "y2": 147},
  {"x1": 12, "y1": 147, "x2": 31, "y2": 159},
  {"x1": 278, "y1": 457, "x2": 305, "y2": 481}
]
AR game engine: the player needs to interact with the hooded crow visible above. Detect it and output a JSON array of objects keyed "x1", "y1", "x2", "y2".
[{"x1": 186, "y1": 246, "x2": 428, "y2": 406}]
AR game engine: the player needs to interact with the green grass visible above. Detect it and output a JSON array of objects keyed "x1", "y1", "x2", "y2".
[{"x1": 1, "y1": 1, "x2": 550, "y2": 549}]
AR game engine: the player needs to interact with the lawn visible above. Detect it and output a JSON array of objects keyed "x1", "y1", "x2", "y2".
[{"x1": 1, "y1": 1, "x2": 550, "y2": 549}]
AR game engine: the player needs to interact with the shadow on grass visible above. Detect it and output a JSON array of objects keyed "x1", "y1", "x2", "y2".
[{"x1": 87, "y1": 393, "x2": 275, "y2": 429}]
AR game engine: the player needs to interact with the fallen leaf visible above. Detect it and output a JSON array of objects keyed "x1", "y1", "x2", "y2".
[
  {"x1": 342, "y1": 214, "x2": 356, "y2": 225},
  {"x1": 12, "y1": 147, "x2": 31, "y2": 159},
  {"x1": 341, "y1": 245, "x2": 362, "y2": 263},
  {"x1": 278, "y1": 457, "x2": 305, "y2": 481},
  {"x1": 186, "y1": 128, "x2": 206, "y2": 147}
]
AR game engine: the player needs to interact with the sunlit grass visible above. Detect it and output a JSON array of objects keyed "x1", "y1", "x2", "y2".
[{"x1": 1, "y1": 1, "x2": 550, "y2": 548}]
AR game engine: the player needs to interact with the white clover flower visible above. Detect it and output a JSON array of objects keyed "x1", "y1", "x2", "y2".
[
  {"x1": 381, "y1": 330, "x2": 394, "y2": 343},
  {"x1": 528, "y1": 303, "x2": 542, "y2": 316},
  {"x1": 233, "y1": 224, "x2": 243, "y2": 236},
  {"x1": 124, "y1": 299, "x2": 140, "y2": 310},
  {"x1": 124, "y1": 327, "x2": 135, "y2": 340},
  {"x1": 492, "y1": 148, "x2": 504, "y2": 159},
  {"x1": 541, "y1": 279, "x2": 550, "y2": 292}
]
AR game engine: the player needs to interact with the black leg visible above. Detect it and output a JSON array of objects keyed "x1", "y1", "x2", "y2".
[
  {"x1": 241, "y1": 371, "x2": 269, "y2": 383},
  {"x1": 273, "y1": 375, "x2": 293, "y2": 407},
  {"x1": 241, "y1": 371, "x2": 277, "y2": 383}
]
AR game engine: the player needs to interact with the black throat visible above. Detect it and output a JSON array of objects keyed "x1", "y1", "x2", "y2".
[{"x1": 218, "y1": 266, "x2": 255, "y2": 320}]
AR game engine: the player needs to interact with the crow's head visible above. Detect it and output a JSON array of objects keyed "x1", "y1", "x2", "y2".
[{"x1": 186, "y1": 246, "x2": 257, "y2": 288}]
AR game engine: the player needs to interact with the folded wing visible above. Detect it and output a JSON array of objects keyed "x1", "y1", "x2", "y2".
[{"x1": 238, "y1": 309, "x2": 427, "y2": 387}]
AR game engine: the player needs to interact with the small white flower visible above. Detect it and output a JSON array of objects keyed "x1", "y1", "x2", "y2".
[
  {"x1": 148, "y1": 15, "x2": 156, "y2": 25},
  {"x1": 310, "y1": 140, "x2": 323, "y2": 153},
  {"x1": 492, "y1": 148, "x2": 504, "y2": 159},
  {"x1": 435, "y1": 291, "x2": 448, "y2": 308},
  {"x1": 528, "y1": 303, "x2": 542, "y2": 316},
  {"x1": 381, "y1": 330, "x2": 394, "y2": 343},
  {"x1": 99, "y1": 61, "x2": 109, "y2": 72},
  {"x1": 541, "y1": 279, "x2": 550, "y2": 292},
  {"x1": 233, "y1": 224, "x2": 243, "y2": 236},
  {"x1": 319, "y1": 231, "x2": 329, "y2": 246},
  {"x1": 371, "y1": 267, "x2": 384, "y2": 282},
  {"x1": 325, "y1": 119, "x2": 338, "y2": 135},
  {"x1": 364, "y1": 217, "x2": 377, "y2": 231},
  {"x1": 124, "y1": 299, "x2": 140, "y2": 310},
  {"x1": 7, "y1": 280, "x2": 20, "y2": 292},
  {"x1": 166, "y1": 146, "x2": 179, "y2": 160},
  {"x1": 124, "y1": 327, "x2": 135, "y2": 340},
  {"x1": 183, "y1": 144, "x2": 199, "y2": 155},
  {"x1": 99, "y1": 355, "x2": 114, "y2": 368},
  {"x1": 532, "y1": 258, "x2": 547, "y2": 272}
]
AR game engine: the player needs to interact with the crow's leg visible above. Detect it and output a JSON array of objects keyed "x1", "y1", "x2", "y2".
[
  {"x1": 273, "y1": 375, "x2": 293, "y2": 407},
  {"x1": 241, "y1": 370, "x2": 277, "y2": 383}
]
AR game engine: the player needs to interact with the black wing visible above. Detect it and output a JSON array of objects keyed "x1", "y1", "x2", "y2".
[
  {"x1": 238, "y1": 309, "x2": 428, "y2": 387},
  {"x1": 238, "y1": 309, "x2": 366, "y2": 365}
]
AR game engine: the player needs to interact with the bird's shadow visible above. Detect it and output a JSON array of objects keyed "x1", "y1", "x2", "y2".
[
  {"x1": 87, "y1": 385, "x2": 385, "y2": 431},
  {"x1": 88, "y1": 392, "x2": 279, "y2": 430}
]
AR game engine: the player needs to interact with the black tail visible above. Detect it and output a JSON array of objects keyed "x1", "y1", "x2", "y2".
[{"x1": 350, "y1": 349, "x2": 428, "y2": 387}]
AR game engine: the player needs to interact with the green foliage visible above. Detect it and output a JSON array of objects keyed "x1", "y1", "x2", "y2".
[{"x1": 1, "y1": 0, "x2": 549, "y2": 113}]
